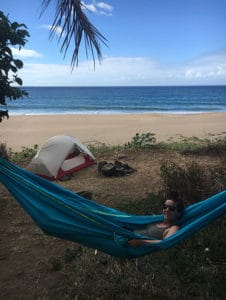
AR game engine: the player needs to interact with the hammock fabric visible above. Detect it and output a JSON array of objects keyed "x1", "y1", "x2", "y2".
[{"x1": 0, "y1": 157, "x2": 225, "y2": 259}]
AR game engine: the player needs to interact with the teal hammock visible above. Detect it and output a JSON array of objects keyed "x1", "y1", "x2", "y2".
[{"x1": 0, "y1": 157, "x2": 225, "y2": 259}]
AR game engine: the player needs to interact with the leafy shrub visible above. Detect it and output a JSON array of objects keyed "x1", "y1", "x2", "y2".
[
  {"x1": 209, "y1": 165, "x2": 226, "y2": 192},
  {"x1": 10, "y1": 145, "x2": 38, "y2": 162},
  {"x1": 0, "y1": 143, "x2": 9, "y2": 159},
  {"x1": 160, "y1": 160, "x2": 226, "y2": 203},
  {"x1": 124, "y1": 132, "x2": 156, "y2": 149}
]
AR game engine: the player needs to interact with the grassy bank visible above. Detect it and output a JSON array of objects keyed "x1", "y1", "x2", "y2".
[{"x1": 0, "y1": 134, "x2": 226, "y2": 299}]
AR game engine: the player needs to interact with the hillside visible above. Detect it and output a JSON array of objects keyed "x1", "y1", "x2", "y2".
[{"x1": 0, "y1": 148, "x2": 225, "y2": 299}]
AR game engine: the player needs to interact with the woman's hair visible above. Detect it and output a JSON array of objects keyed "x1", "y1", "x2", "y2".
[{"x1": 167, "y1": 191, "x2": 185, "y2": 217}]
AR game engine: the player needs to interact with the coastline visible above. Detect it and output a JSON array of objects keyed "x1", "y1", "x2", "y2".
[{"x1": 0, "y1": 112, "x2": 225, "y2": 151}]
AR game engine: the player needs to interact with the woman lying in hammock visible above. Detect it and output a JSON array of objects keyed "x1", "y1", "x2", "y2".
[{"x1": 128, "y1": 192, "x2": 184, "y2": 247}]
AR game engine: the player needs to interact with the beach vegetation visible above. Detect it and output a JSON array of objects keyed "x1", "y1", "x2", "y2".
[
  {"x1": 160, "y1": 160, "x2": 226, "y2": 203},
  {"x1": 0, "y1": 10, "x2": 29, "y2": 122},
  {"x1": 0, "y1": 142, "x2": 9, "y2": 160},
  {"x1": 8, "y1": 144, "x2": 38, "y2": 162},
  {"x1": 3, "y1": 133, "x2": 225, "y2": 163},
  {"x1": 162, "y1": 135, "x2": 226, "y2": 155},
  {"x1": 180, "y1": 136, "x2": 226, "y2": 156},
  {"x1": 124, "y1": 132, "x2": 156, "y2": 149},
  {"x1": 88, "y1": 133, "x2": 226, "y2": 158},
  {"x1": 88, "y1": 142, "x2": 122, "y2": 155},
  {"x1": 117, "y1": 160, "x2": 225, "y2": 212}
]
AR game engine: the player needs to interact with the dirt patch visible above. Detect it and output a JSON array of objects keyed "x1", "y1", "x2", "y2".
[{"x1": 0, "y1": 149, "x2": 223, "y2": 299}]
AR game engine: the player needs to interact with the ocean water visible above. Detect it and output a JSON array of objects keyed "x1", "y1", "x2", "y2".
[{"x1": 5, "y1": 86, "x2": 226, "y2": 115}]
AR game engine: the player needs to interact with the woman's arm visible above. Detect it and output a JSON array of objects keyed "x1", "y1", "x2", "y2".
[{"x1": 128, "y1": 238, "x2": 161, "y2": 247}]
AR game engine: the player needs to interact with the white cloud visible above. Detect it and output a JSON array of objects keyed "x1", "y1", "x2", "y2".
[
  {"x1": 19, "y1": 49, "x2": 226, "y2": 86},
  {"x1": 181, "y1": 49, "x2": 226, "y2": 81},
  {"x1": 40, "y1": 24, "x2": 63, "y2": 36},
  {"x1": 96, "y1": 2, "x2": 113, "y2": 12},
  {"x1": 82, "y1": 3, "x2": 97, "y2": 13},
  {"x1": 11, "y1": 48, "x2": 43, "y2": 58},
  {"x1": 82, "y1": 1, "x2": 113, "y2": 16}
]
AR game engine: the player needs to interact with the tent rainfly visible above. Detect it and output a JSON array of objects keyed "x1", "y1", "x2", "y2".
[{"x1": 27, "y1": 135, "x2": 96, "y2": 180}]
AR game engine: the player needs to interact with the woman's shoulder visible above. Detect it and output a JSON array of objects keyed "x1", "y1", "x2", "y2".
[
  {"x1": 168, "y1": 224, "x2": 180, "y2": 232},
  {"x1": 170, "y1": 224, "x2": 180, "y2": 229},
  {"x1": 157, "y1": 223, "x2": 179, "y2": 229}
]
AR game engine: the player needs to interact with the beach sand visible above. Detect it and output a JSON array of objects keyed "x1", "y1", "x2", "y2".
[{"x1": 0, "y1": 113, "x2": 225, "y2": 150}]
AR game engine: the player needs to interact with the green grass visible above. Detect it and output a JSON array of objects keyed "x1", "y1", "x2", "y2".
[
  {"x1": 155, "y1": 135, "x2": 226, "y2": 155},
  {"x1": 88, "y1": 133, "x2": 226, "y2": 156},
  {"x1": 47, "y1": 218, "x2": 226, "y2": 299}
]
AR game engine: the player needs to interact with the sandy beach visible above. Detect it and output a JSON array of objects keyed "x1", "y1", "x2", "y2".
[{"x1": 0, "y1": 113, "x2": 225, "y2": 150}]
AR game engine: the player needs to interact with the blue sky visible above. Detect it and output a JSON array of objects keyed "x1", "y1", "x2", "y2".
[{"x1": 1, "y1": 0, "x2": 226, "y2": 86}]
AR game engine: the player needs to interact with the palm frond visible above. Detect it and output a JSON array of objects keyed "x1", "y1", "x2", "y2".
[{"x1": 41, "y1": 0, "x2": 108, "y2": 69}]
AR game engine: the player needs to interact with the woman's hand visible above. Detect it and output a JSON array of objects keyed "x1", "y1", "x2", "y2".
[{"x1": 128, "y1": 239, "x2": 144, "y2": 247}]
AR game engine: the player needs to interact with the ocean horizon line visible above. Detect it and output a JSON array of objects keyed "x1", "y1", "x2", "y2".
[{"x1": 22, "y1": 84, "x2": 226, "y2": 88}]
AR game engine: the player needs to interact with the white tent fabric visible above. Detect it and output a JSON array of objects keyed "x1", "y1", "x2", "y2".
[
  {"x1": 27, "y1": 135, "x2": 95, "y2": 180},
  {"x1": 61, "y1": 154, "x2": 85, "y2": 171}
]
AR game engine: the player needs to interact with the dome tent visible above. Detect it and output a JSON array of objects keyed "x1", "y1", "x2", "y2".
[{"x1": 27, "y1": 135, "x2": 95, "y2": 180}]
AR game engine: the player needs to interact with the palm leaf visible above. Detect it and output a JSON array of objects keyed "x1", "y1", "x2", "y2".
[{"x1": 41, "y1": 0, "x2": 108, "y2": 69}]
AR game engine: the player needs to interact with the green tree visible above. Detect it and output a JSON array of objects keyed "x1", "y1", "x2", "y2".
[{"x1": 0, "y1": 11, "x2": 29, "y2": 122}]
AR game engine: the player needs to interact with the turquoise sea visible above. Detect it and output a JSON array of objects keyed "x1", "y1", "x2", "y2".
[{"x1": 5, "y1": 86, "x2": 226, "y2": 115}]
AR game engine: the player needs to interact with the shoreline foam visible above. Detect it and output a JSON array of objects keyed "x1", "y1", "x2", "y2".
[{"x1": 8, "y1": 110, "x2": 226, "y2": 116}]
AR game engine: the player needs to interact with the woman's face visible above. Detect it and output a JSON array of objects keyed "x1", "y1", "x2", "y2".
[{"x1": 162, "y1": 199, "x2": 180, "y2": 223}]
